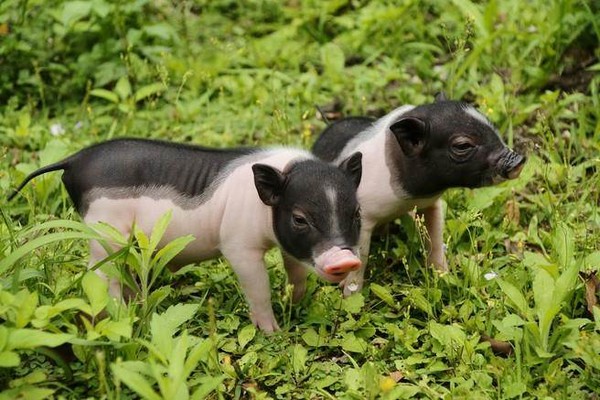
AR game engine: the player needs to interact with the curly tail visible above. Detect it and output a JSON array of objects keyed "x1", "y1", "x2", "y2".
[{"x1": 8, "y1": 160, "x2": 70, "y2": 201}]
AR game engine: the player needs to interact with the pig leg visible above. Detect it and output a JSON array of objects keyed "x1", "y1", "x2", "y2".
[
  {"x1": 283, "y1": 253, "x2": 308, "y2": 303},
  {"x1": 341, "y1": 224, "x2": 374, "y2": 297},
  {"x1": 419, "y1": 198, "x2": 448, "y2": 272},
  {"x1": 223, "y1": 248, "x2": 280, "y2": 333},
  {"x1": 89, "y1": 239, "x2": 124, "y2": 299}
]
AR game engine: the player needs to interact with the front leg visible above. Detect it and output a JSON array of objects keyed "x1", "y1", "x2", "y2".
[
  {"x1": 419, "y1": 198, "x2": 448, "y2": 272},
  {"x1": 282, "y1": 252, "x2": 308, "y2": 303},
  {"x1": 222, "y1": 247, "x2": 280, "y2": 333},
  {"x1": 341, "y1": 225, "x2": 373, "y2": 297}
]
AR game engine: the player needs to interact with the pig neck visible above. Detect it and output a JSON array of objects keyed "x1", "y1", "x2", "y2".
[{"x1": 351, "y1": 105, "x2": 441, "y2": 224}]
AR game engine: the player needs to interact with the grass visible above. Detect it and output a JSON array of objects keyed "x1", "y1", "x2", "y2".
[{"x1": 1, "y1": 0, "x2": 599, "y2": 398}]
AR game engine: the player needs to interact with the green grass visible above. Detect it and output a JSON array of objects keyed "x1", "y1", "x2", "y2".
[{"x1": 1, "y1": 0, "x2": 599, "y2": 398}]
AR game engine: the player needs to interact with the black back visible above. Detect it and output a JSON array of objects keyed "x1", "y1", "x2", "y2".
[
  {"x1": 59, "y1": 138, "x2": 256, "y2": 211},
  {"x1": 312, "y1": 117, "x2": 375, "y2": 162}
]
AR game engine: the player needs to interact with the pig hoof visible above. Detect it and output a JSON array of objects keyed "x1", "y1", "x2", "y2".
[
  {"x1": 251, "y1": 315, "x2": 280, "y2": 334},
  {"x1": 342, "y1": 281, "x2": 363, "y2": 298}
]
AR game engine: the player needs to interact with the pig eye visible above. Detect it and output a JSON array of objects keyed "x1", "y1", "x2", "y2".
[
  {"x1": 450, "y1": 138, "x2": 476, "y2": 160},
  {"x1": 354, "y1": 208, "x2": 361, "y2": 221},
  {"x1": 292, "y1": 212, "x2": 309, "y2": 228}
]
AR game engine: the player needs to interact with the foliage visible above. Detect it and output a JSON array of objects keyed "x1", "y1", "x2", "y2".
[{"x1": 1, "y1": 0, "x2": 599, "y2": 398}]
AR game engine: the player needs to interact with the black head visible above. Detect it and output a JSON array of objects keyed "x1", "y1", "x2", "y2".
[
  {"x1": 252, "y1": 153, "x2": 363, "y2": 282},
  {"x1": 389, "y1": 94, "x2": 526, "y2": 196}
]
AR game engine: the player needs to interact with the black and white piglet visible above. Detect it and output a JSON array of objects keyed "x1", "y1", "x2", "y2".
[
  {"x1": 312, "y1": 93, "x2": 526, "y2": 296},
  {"x1": 10, "y1": 138, "x2": 364, "y2": 332}
]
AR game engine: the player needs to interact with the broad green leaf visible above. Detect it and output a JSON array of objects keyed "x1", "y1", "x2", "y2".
[
  {"x1": 97, "y1": 318, "x2": 133, "y2": 341},
  {"x1": 149, "y1": 211, "x2": 172, "y2": 252},
  {"x1": 584, "y1": 251, "x2": 600, "y2": 266},
  {"x1": 90, "y1": 88, "x2": 119, "y2": 103},
  {"x1": 7, "y1": 329, "x2": 73, "y2": 350},
  {"x1": 389, "y1": 384, "x2": 421, "y2": 399},
  {"x1": 342, "y1": 292, "x2": 364, "y2": 314},
  {"x1": 291, "y1": 344, "x2": 307, "y2": 375},
  {"x1": 0, "y1": 387, "x2": 55, "y2": 400},
  {"x1": 0, "y1": 326, "x2": 8, "y2": 350},
  {"x1": 167, "y1": 333, "x2": 189, "y2": 398},
  {"x1": 429, "y1": 321, "x2": 466, "y2": 349},
  {"x1": 320, "y1": 42, "x2": 345, "y2": 76},
  {"x1": 341, "y1": 332, "x2": 367, "y2": 353},
  {"x1": 552, "y1": 223, "x2": 574, "y2": 268},
  {"x1": 370, "y1": 283, "x2": 396, "y2": 308},
  {"x1": 33, "y1": 298, "x2": 90, "y2": 327},
  {"x1": 0, "y1": 351, "x2": 20, "y2": 367},
  {"x1": 151, "y1": 235, "x2": 195, "y2": 281},
  {"x1": 533, "y1": 268, "x2": 557, "y2": 351},
  {"x1": 522, "y1": 251, "x2": 553, "y2": 270},
  {"x1": 115, "y1": 76, "x2": 132, "y2": 100},
  {"x1": 184, "y1": 339, "x2": 213, "y2": 377},
  {"x1": 112, "y1": 363, "x2": 161, "y2": 400},
  {"x1": 190, "y1": 376, "x2": 226, "y2": 400},
  {"x1": 8, "y1": 370, "x2": 47, "y2": 386},
  {"x1": 82, "y1": 271, "x2": 109, "y2": 317},
  {"x1": 134, "y1": 83, "x2": 165, "y2": 102},
  {"x1": 15, "y1": 289, "x2": 38, "y2": 328},
  {"x1": 38, "y1": 139, "x2": 71, "y2": 166},
  {"x1": 143, "y1": 23, "x2": 176, "y2": 40},
  {"x1": 554, "y1": 259, "x2": 580, "y2": 307},
  {"x1": 61, "y1": 0, "x2": 92, "y2": 26},
  {"x1": 301, "y1": 328, "x2": 322, "y2": 347},
  {"x1": 406, "y1": 289, "x2": 433, "y2": 316},
  {"x1": 344, "y1": 368, "x2": 361, "y2": 392},
  {"x1": 237, "y1": 324, "x2": 256, "y2": 349},
  {"x1": 238, "y1": 351, "x2": 258, "y2": 371},
  {"x1": 497, "y1": 279, "x2": 529, "y2": 317},
  {"x1": 151, "y1": 304, "x2": 199, "y2": 355}
]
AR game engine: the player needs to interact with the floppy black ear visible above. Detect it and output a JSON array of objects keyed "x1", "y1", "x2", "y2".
[
  {"x1": 435, "y1": 92, "x2": 448, "y2": 102},
  {"x1": 252, "y1": 164, "x2": 287, "y2": 206},
  {"x1": 390, "y1": 117, "x2": 428, "y2": 157},
  {"x1": 338, "y1": 152, "x2": 362, "y2": 189}
]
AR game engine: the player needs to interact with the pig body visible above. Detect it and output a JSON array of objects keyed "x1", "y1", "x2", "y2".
[
  {"x1": 312, "y1": 95, "x2": 526, "y2": 296},
  {"x1": 11, "y1": 138, "x2": 364, "y2": 332}
]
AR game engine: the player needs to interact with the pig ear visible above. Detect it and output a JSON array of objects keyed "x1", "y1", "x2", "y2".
[
  {"x1": 338, "y1": 152, "x2": 362, "y2": 189},
  {"x1": 435, "y1": 91, "x2": 448, "y2": 102},
  {"x1": 390, "y1": 117, "x2": 428, "y2": 157},
  {"x1": 252, "y1": 164, "x2": 287, "y2": 206}
]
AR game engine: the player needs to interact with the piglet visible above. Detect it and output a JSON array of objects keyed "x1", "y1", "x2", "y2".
[
  {"x1": 10, "y1": 138, "x2": 364, "y2": 332},
  {"x1": 312, "y1": 93, "x2": 526, "y2": 296}
]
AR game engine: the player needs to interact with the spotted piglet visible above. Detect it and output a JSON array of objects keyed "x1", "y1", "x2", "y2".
[
  {"x1": 312, "y1": 93, "x2": 526, "y2": 296},
  {"x1": 10, "y1": 138, "x2": 364, "y2": 332}
]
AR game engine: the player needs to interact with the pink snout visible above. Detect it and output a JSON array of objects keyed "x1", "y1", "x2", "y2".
[
  {"x1": 315, "y1": 247, "x2": 361, "y2": 282},
  {"x1": 323, "y1": 255, "x2": 361, "y2": 275}
]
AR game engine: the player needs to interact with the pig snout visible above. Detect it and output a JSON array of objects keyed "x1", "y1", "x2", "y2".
[
  {"x1": 314, "y1": 247, "x2": 361, "y2": 283},
  {"x1": 494, "y1": 149, "x2": 526, "y2": 180}
]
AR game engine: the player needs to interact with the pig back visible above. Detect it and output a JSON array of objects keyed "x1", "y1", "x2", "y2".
[{"x1": 60, "y1": 138, "x2": 256, "y2": 213}]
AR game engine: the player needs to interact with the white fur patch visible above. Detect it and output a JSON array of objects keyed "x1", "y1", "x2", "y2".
[
  {"x1": 464, "y1": 106, "x2": 493, "y2": 128},
  {"x1": 325, "y1": 186, "x2": 340, "y2": 237}
]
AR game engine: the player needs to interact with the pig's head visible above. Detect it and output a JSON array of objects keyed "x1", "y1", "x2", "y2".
[
  {"x1": 388, "y1": 93, "x2": 526, "y2": 197},
  {"x1": 252, "y1": 153, "x2": 363, "y2": 283}
]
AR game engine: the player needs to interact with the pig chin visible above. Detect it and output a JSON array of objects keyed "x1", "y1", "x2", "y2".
[{"x1": 312, "y1": 246, "x2": 361, "y2": 283}]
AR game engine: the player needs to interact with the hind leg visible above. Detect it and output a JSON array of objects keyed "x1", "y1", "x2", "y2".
[
  {"x1": 85, "y1": 207, "x2": 134, "y2": 300},
  {"x1": 88, "y1": 239, "x2": 125, "y2": 299}
]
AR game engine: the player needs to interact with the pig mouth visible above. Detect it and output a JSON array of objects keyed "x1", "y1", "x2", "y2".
[
  {"x1": 489, "y1": 153, "x2": 526, "y2": 184},
  {"x1": 313, "y1": 247, "x2": 361, "y2": 283}
]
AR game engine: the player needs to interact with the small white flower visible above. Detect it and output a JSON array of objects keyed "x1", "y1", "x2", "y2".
[
  {"x1": 347, "y1": 282, "x2": 359, "y2": 292},
  {"x1": 50, "y1": 123, "x2": 65, "y2": 136},
  {"x1": 484, "y1": 271, "x2": 498, "y2": 280},
  {"x1": 74, "y1": 121, "x2": 83, "y2": 130}
]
